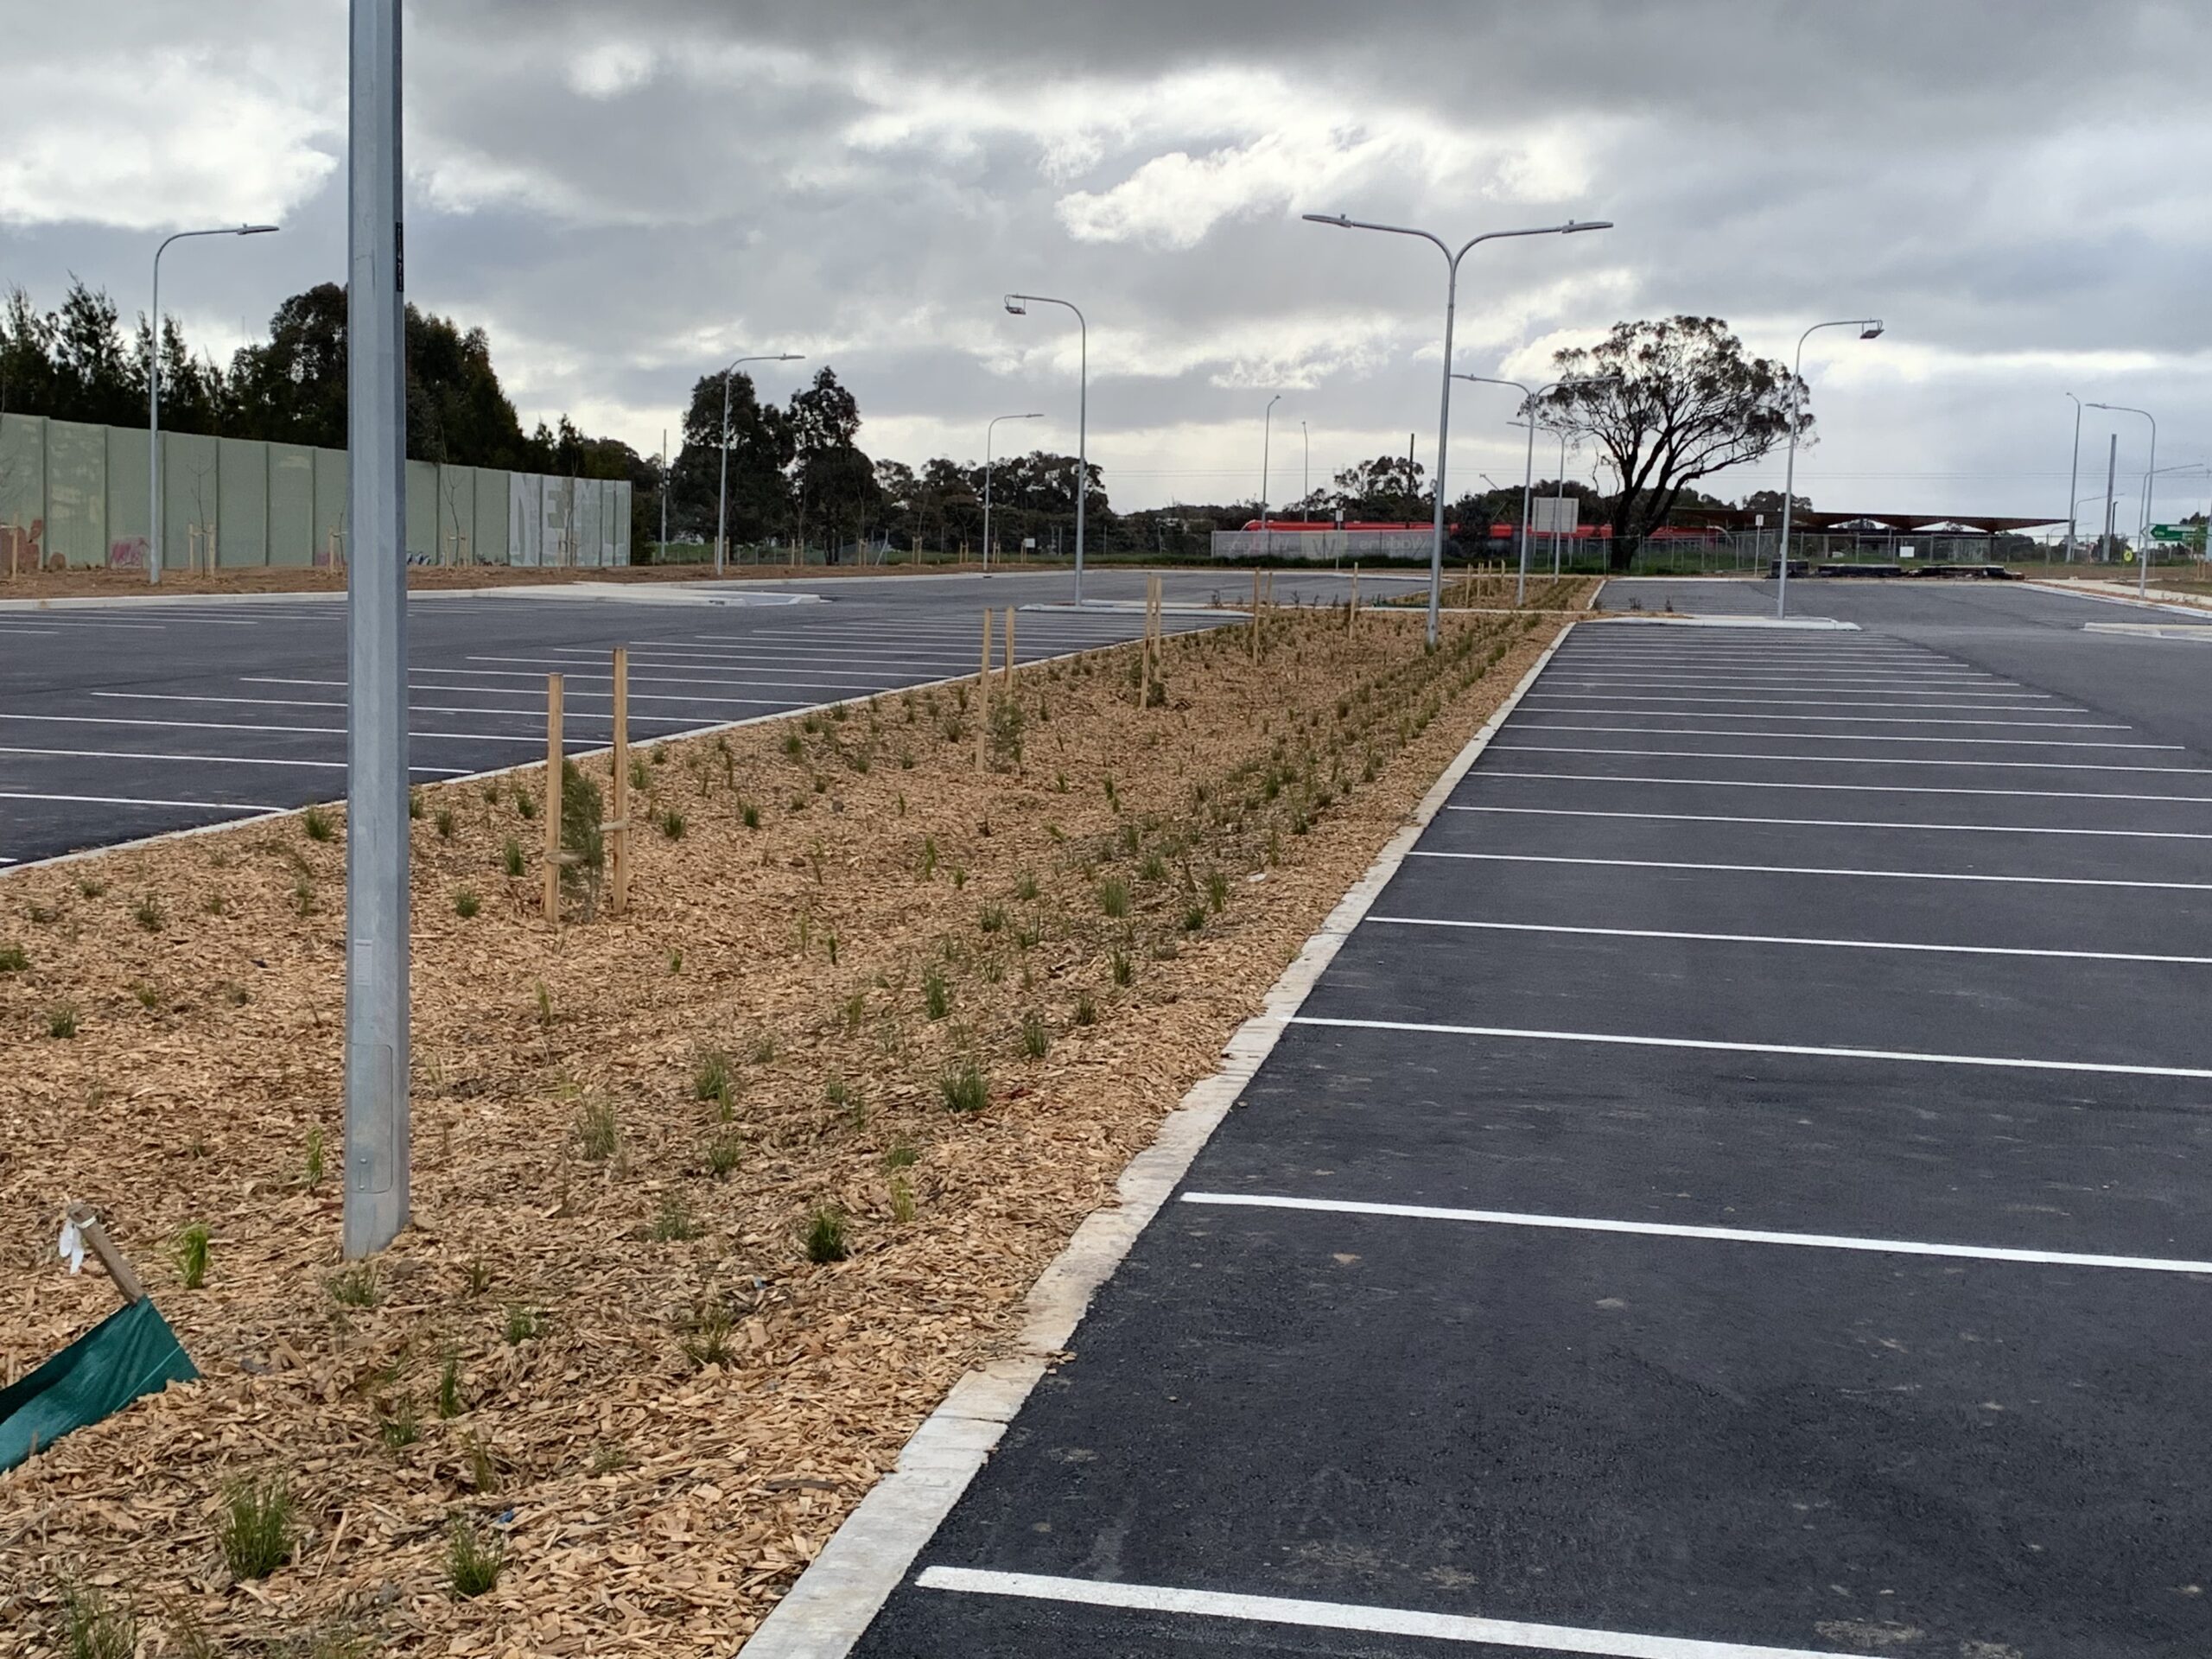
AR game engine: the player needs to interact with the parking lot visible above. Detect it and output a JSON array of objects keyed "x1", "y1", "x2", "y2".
[
  {"x1": 848, "y1": 580, "x2": 2212, "y2": 1657},
  {"x1": 0, "y1": 567, "x2": 1415, "y2": 868}
]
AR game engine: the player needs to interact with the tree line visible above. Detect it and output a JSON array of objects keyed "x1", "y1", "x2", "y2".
[{"x1": 3, "y1": 287, "x2": 1821, "y2": 570}]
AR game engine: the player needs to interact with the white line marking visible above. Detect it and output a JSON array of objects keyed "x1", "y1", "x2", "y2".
[
  {"x1": 248, "y1": 676, "x2": 812, "y2": 709},
  {"x1": 0, "y1": 626, "x2": 60, "y2": 635},
  {"x1": 1526, "y1": 692, "x2": 2083, "y2": 711},
  {"x1": 1448, "y1": 804, "x2": 2212, "y2": 840},
  {"x1": 1476, "y1": 768, "x2": 2212, "y2": 805},
  {"x1": 0, "y1": 789, "x2": 284, "y2": 812},
  {"x1": 1367, "y1": 915, "x2": 2212, "y2": 965},
  {"x1": 1510, "y1": 725, "x2": 2172, "y2": 749},
  {"x1": 1287, "y1": 1014, "x2": 2212, "y2": 1079},
  {"x1": 89, "y1": 690, "x2": 775, "y2": 720},
  {"x1": 1516, "y1": 708, "x2": 2128, "y2": 728},
  {"x1": 1180, "y1": 1192, "x2": 2212, "y2": 1275},
  {"x1": 1407, "y1": 849, "x2": 2212, "y2": 893},
  {"x1": 0, "y1": 711, "x2": 571, "y2": 745},
  {"x1": 1494, "y1": 742, "x2": 2210, "y2": 776},
  {"x1": 1548, "y1": 672, "x2": 2014, "y2": 687},
  {"x1": 916, "y1": 1567, "x2": 1864, "y2": 1659},
  {"x1": 0, "y1": 743, "x2": 465, "y2": 775}
]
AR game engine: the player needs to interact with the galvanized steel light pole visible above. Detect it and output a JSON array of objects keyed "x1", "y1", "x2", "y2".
[
  {"x1": 982, "y1": 411, "x2": 1043, "y2": 574},
  {"x1": 715, "y1": 353, "x2": 803, "y2": 574},
  {"x1": 1300, "y1": 419, "x2": 1309, "y2": 514},
  {"x1": 1776, "y1": 319, "x2": 1884, "y2": 620},
  {"x1": 343, "y1": 0, "x2": 407, "y2": 1260},
  {"x1": 1258, "y1": 393, "x2": 1283, "y2": 561},
  {"x1": 2063, "y1": 392, "x2": 2083, "y2": 562},
  {"x1": 1302, "y1": 212, "x2": 1611, "y2": 644},
  {"x1": 1452, "y1": 373, "x2": 1618, "y2": 606},
  {"x1": 1003, "y1": 295, "x2": 1088, "y2": 604},
  {"x1": 2089, "y1": 402, "x2": 2157, "y2": 597},
  {"x1": 149, "y1": 223, "x2": 277, "y2": 584}
]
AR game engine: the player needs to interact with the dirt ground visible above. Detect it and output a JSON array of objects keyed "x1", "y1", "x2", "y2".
[{"x1": 0, "y1": 601, "x2": 1560, "y2": 1656}]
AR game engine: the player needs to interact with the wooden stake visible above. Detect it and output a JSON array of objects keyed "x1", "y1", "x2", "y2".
[
  {"x1": 1250, "y1": 567, "x2": 1262, "y2": 662},
  {"x1": 65, "y1": 1203, "x2": 144, "y2": 1305},
  {"x1": 608, "y1": 646, "x2": 631, "y2": 917},
  {"x1": 976, "y1": 609, "x2": 994, "y2": 771},
  {"x1": 1349, "y1": 563, "x2": 1359, "y2": 632},
  {"x1": 1003, "y1": 606, "x2": 1017, "y2": 690},
  {"x1": 543, "y1": 674, "x2": 564, "y2": 922}
]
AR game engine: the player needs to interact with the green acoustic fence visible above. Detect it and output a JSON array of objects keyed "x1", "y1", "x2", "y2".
[{"x1": 0, "y1": 412, "x2": 630, "y2": 573}]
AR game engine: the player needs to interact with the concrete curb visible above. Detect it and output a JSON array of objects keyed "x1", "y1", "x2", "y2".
[
  {"x1": 738, "y1": 620, "x2": 1579, "y2": 1658},
  {"x1": 2025, "y1": 578, "x2": 2212, "y2": 621}
]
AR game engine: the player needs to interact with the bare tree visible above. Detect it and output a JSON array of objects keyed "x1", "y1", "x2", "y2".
[{"x1": 1536, "y1": 316, "x2": 1807, "y2": 572}]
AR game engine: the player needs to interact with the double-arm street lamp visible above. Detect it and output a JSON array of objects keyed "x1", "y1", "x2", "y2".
[
  {"x1": 2088, "y1": 402, "x2": 2157, "y2": 596},
  {"x1": 149, "y1": 223, "x2": 279, "y2": 584},
  {"x1": 982, "y1": 411, "x2": 1043, "y2": 574},
  {"x1": 1775, "y1": 318, "x2": 1884, "y2": 620},
  {"x1": 1004, "y1": 294, "x2": 1088, "y2": 604},
  {"x1": 715, "y1": 353, "x2": 804, "y2": 574},
  {"x1": 1452, "y1": 373, "x2": 1619, "y2": 606},
  {"x1": 1302, "y1": 211, "x2": 1611, "y2": 644}
]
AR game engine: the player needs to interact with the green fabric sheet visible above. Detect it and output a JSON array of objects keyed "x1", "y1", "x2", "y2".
[{"x1": 0, "y1": 1298, "x2": 198, "y2": 1471}]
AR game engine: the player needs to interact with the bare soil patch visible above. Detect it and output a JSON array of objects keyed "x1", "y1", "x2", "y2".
[{"x1": 1, "y1": 603, "x2": 1560, "y2": 1656}]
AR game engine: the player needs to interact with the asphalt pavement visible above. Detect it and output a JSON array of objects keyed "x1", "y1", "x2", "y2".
[
  {"x1": 0, "y1": 566, "x2": 1414, "y2": 868},
  {"x1": 847, "y1": 577, "x2": 2212, "y2": 1658}
]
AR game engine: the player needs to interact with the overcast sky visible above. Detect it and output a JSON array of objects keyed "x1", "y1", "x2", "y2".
[{"x1": 4, "y1": 1, "x2": 2209, "y2": 524}]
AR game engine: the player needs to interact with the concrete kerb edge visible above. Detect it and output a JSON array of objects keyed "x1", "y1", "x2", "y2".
[
  {"x1": 2025, "y1": 577, "x2": 2212, "y2": 621},
  {"x1": 0, "y1": 624, "x2": 1238, "y2": 880},
  {"x1": 737, "y1": 617, "x2": 1580, "y2": 1659}
]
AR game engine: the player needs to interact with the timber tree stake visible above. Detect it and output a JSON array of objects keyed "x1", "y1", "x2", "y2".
[
  {"x1": 543, "y1": 674, "x2": 564, "y2": 921},
  {"x1": 976, "y1": 609, "x2": 994, "y2": 771},
  {"x1": 608, "y1": 646, "x2": 631, "y2": 916}
]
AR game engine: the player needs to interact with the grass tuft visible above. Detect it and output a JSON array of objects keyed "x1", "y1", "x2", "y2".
[
  {"x1": 304, "y1": 1125, "x2": 326, "y2": 1189},
  {"x1": 1096, "y1": 877, "x2": 1131, "y2": 919},
  {"x1": 1020, "y1": 1012, "x2": 1050, "y2": 1059},
  {"x1": 573, "y1": 1093, "x2": 618, "y2": 1162},
  {"x1": 435, "y1": 807, "x2": 456, "y2": 840},
  {"x1": 47, "y1": 1003, "x2": 78, "y2": 1039},
  {"x1": 659, "y1": 806, "x2": 687, "y2": 839},
  {"x1": 218, "y1": 1472, "x2": 295, "y2": 1581},
  {"x1": 939, "y1": 1062, "x2": 988, "y2": 1114},
  {"x1": 503, "y1": 1305, "x2": 546, "y2": 1344},
  {"x1": 302, "y1": 807, "x2": 334, "y2": 842},
  {"x1": 703, "y1": 1131, "x2": 743, "y2": 1178},
  {"x1": 436, "y1": 1357, "x2": 464, "y2": 1419},
  {"x1": 378, "y1": 1400, "x2": 421, "y2": 1451},
  {"x1": 59, "y1": 1581, "x2": 137, "y2": 1659},
  {"x1": 0, "y1": 942, "x2": 26, "y2": 973},
  {"x1": 1073, "y1": 992, "x2": 1097, "y2": 1027},
  {"x1": 922, "y1": 968, "x2": 951, "y2": 1020},
  {"x1": 454, "y1": 887, "x2": 481, "y2": 918},
  {"x1": 1111, "y1": 950, "x2": 1135, "y2": 988},
  {"x1": 648, "y1": 1197, "x2": 701, "y2": 1242},
  {"x1": 502, "y1": 837, "x2": 524, "y2": 878},
  {"x1": 175, "y1": 1222, "x2": 210, "y2": 1290},
  {"x1": 804, "y1": 1205, "x2": 849, "y2": 1263},
  {"x1": 679, "y1": 1300, "x2": 736, "y2": 1369},
  {"x1": 132, "y1": 895, "x2": 163, "y2": 932},
  {"x1": 327, "y1": 1266, "x2": 378, "y2": 1308},
  {"x1": 446, "y1": 1515, "x2": 504, "y2": 1599}
]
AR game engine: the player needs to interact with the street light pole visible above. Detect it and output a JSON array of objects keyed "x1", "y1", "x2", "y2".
[
  {"x1": 2063, "y1": 393, "x2": 2082, "y2": 562},
  {"x1": 342, "y1": 0, "x2": 406, "y2": 1260},
  {"x1": 658, "y1": 428, "x2": 668, "y2": 563},
  {"x1": 982, "y1": 411, "x2": 1043, "y2": 574},
  {"x1": 1776, "y1": 318, "x2": 1885, "y2": 620},
  {"x1": 149, "y1": 222, "x2": 278, "y2": 584},
  {"x1": 715, "y1": 353, "x2": 803, "y2": 575},
  {"x1": 1300, "y1": 419, "x2": 1309, "y2": 514},
  {"x1": 1552, "y1": 429, "x2": 1573, "y2": 576},
  {"x1": 1453, "y1": 373, "x2": 1618, "y2": 606},
  {"x1": 1259, "y1": 393, "x2": 1282, "y2": 561},
  {"x1": 1004, "y1": 294, "x2": 1088, "y2": 604},
  {"x1": 2089, "y1": 403, "x2": 2157, "y2": 597},
  {"x1": 1302, "y1": 211, "x2": 1611, "y2": 645}
]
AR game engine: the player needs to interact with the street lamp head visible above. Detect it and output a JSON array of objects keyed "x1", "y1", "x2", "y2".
[
  {"x1": 1561, "y1": 219, "x2": 1613, "y2": 234},
  {"x1": 1859, "y1": 321, "x2": 1885, "y2": 340},
  {"x1": 238, "y1": 224, "x2": 280, "y2": 236},
  {"x1": 1003, "y1": 296, "x2": 1027, "y2": 315},
  {"x1": 1300, "y1": 213, "x2": 1351, "y2": 229}
]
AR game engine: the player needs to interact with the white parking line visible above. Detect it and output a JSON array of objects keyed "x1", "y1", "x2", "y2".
[
  {"x1": 0, "y1": 711, "x2": 570, "y2": 744},
  {"x1": 1287, "y1": 1014, "x2": 2212, "y2": 1079},
  {"x1": 90, "y1": 690, "x2": 784, "y2": 718},
  {"x1": 1548, "y1": 672, "x2": 2015, "y2": 686},
  {"x1": 1517, "y1": 708, "x2": 2128, "y2": 728},
  {"x1": 1180, "y1": 1193, "x2": 2212, "y2": 1275},
  {"x1": 1493, "y1": 743, "x2": 2210, "y2": 775},
  {"x1": 1406, "y1": 850, "x2": 2212, "y2": 893},
  {"x1": 1449, "y1": 804, "x2": 2212, "y2": 840},
  {"x1": 1366, "y1": 915, "x2": 2212, "y2": 965},
  {"x1": 0, "y1": 743, "x2": 466, "y2": 774},
  {"x1": 1526, "y1": 693, "x2": 2084, "y2": 712},
  {"x1": 0, "y1": 789, "x2": 285, "y2": 812},
  {"x1": 916, "y1": 1567, "x2": 1863, "y2": 1659},
  {"x1": 1511, "y1": 726, "x2": 2174, "y2": 749},
  {"x1": 250, "y1": 676, "x2": 817, "y2": 709},
  {"x1": 1476, "y1": 769, "x2": 2212, "y2": 804}
]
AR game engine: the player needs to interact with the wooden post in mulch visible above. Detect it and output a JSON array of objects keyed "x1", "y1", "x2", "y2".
[
  {"x1": 1349, "y1": 563, "x2": 1360, "y2": 633},
  {"x1": 608, "y1": 646, "x2": 631, "y2": 917},
  {"x1": 65, "y1": 1203, "x2": 144, "y2": 1304},
  {"x1": 1002, "y1": 607, "x2": 1017, "y2": 691},
  {"x1": 1249, "y1": 567, "x2": 1262, "y2": 662},
  {"x1": 543, "y1": 674, "x2": 564, "y2": 922},
  {"x1": 976, "y1": 608, "x2": 994, "y2": 772}
]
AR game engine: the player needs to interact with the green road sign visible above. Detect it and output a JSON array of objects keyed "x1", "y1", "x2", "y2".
[{"x1": 2150, "y1": 524, "x2": 2205, "y2": 544}]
